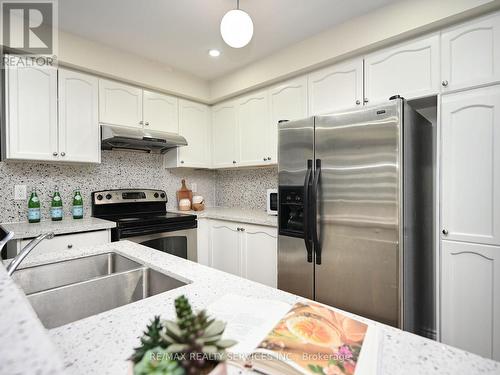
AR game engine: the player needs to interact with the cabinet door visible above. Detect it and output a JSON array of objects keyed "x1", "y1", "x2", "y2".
[
  {"x1": 441, "y1": 85, "x2": 500, "y2": 245},
  {"x1": 209, "y1": 221, "x2": 241, "y2": 276},
  {"x1": 5, "y1": 65, "x2": 58, "y2": 161},
  {"x1": 364, "y1": 34, "x2": 439, "y2": 104},
  {"x1": 441, "y1": 240, "x2": 500, "y2": 360},
  {"x1": 58, "y1": 69, "x2": 100, "y2": 163},
  {"x1": 143, "y1": 90, "x2": 178, "y2": 133},
  {"x1": 98, "y1": 79, "x2": 143, "y2": 128},
  {"x1": 237, "y1": 90, "x2": 271, "y2": 166},
  {"x1": 269, "y1": 76, "x2": 308, "y2": 162},
  {"x1": 441, "y1": 13, "x2": 500, "y2": 92},
  {"x1": 212, "y1": 102, "x2": 238, "y2": 168},
  {"x1": 308, "y1": 58, "x2": 363, "y2": 115},
  {"x1": 241, "y1": 224, "x2": 277, "y2": 287},
  {"x1": 178, "y1": 100, "x2": 210, "y2": 168}
]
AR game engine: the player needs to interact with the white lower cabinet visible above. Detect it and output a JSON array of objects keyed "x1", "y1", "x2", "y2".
[
  {"x1": 206, "y1": 219, "x2": 277, "y2": 287},
  {"x1": 241, "y1": 223, "x2": 277, "y2": 288},
  {"x1": 11, "y1": 230, "x2": 111, "y2": 256},
  {"x1": 209, "y1": 221, "x2": 241, "y2": 276},
  {"x1": 441, "y1": 240, "x2": 500, "y2": 360}
]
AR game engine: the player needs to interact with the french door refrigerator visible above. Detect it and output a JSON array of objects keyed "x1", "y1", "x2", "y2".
[{"x1": 278, "y1": 97, "x2": 435, "y2": 338}]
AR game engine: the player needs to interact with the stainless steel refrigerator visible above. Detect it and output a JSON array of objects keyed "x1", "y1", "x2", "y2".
[{"x1": 278, "y1": 98, "x2": 435, "y2": 338}]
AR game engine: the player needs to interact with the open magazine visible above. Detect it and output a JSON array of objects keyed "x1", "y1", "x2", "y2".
[{"x1": 207, "y1": 294, "x2": 383, "y2": 375}]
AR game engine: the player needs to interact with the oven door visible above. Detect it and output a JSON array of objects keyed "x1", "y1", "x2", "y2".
[{"x1": 125, "y1": 229, "x2": 197, "y2": 261}]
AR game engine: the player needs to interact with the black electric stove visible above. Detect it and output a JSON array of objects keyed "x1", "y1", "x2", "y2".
[{"x1": 91, "y1": 189, "x2": 197, "y2": 259}]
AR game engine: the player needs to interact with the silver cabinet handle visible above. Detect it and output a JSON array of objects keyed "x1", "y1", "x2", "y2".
[
  {"x1": 263, "y1": 157, "x2": 267, "y2": 161},
  {"x1": 232, "y1": 160, "x2": 236, "y2": 164},
  {"x1": 356, "y1": 100, "x2": 361, "y2": 105},
  {"x1": 61, "y1": 152, "x2": 66, "y2": 156},
  {"x1": 241, "y1": 228, "x2": 245, "y2": 232},
  {"x1": 67, "y1": 244, "x2": 73, "y2": 249},
  {"x1": 442, "y1": 80, "x2": 449, "y2": 87},
  {"x1": 180, "y1": 160, "x2": 184, "y2": 164},
  {"x1": 442, "y1": 229, "x2": 448, "y2": 235},
  {"x1": 139, "y1": 120, "x2": 144, "y2": 125},
  {"x1": 145, "y1": 122, "x2": 149, "y2": 126},
  {"x1": 268, "y1": 157, "x2": 272, "y2": 161},
  {"x1": 53, "y1": 152, "x2": 58, "y2": 156},
  {"x1": 363, "y1": 98, "x2": 369, "y2": 104},
  {"x1": 236, "y1": 227, "x2": 241, "y2": 231}
]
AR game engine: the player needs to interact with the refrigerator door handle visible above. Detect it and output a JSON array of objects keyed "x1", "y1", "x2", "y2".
[
  {"x1": 303, "y1": 159, "x2": 313, "y2": 263},
  {"x1": 312, "y1": 159, "x2": 322, "y2": 265}
]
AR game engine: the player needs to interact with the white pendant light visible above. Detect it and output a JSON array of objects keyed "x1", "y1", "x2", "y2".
[{"x1": 220, "y1": 0, "x2": 254, "y2": 48}]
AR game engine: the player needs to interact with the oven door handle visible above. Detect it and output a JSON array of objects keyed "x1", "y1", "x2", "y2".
[{"x1": 118, "y1": 223, "x2": 196, "y2": 238}]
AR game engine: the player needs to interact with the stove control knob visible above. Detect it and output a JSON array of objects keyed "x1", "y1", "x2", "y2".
[
  {"x1": 154, "y1": 192, "x2": 159, "y2": 198},
  {"x1": 96, "y1": 194, "x2": 103, "y2": 201},
  {"x1": 160, "y1": 193, "x2": 166, "y2": 199},
  {"x1": 105, "y1": 194, "x2": 112, "y2": 200}
]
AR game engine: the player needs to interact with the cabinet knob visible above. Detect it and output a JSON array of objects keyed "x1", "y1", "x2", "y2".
[
  {"x1": 145, "y1": 122, "x2": 149, "y2": 126},
  {"x1": 67, "y1": 244, "x2": 73, "y2": 249},
  {"x1": 53, "y1": 152, "x2": 58, "y2": 156},
  {"x1": 139, "y1": 120, "x2": 144, "y2": 125},
  {"x1": 61, "y1": 152, "x2": 66, "y2": 156},
  {"x1": 268, "y1": 157, "x2": 271, "y2": 161},
  {"x1": 237, "y1": 227, "x2": 240, "y2": 231},
  {"x1": 263, "y1": 157, "x2": 267, "y2": 161},
  {"x1": 442, "y1": 229, "x2": 448, "y2": 235},
  {"x1": 363, "y1": 98, "x2": 369, "y2": 104},
  {"x1": 356, "y1": 100, "x2": 361, "y2": 105},
  {"x1": 241, "y1": 228, "x2": 245, "y2": 232},
  {"x1": 232, "y1": 160, "x2": 236, "y2": 164},
  {"x1": 442, "y1": 80, "x2": 449, "y2": 87},
  {"x1": 180, "y1": 160, "x2": 184, "y2": 164}
]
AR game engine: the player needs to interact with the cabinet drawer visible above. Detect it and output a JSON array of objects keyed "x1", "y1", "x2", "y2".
[{"x1": 19, "y1": 230, "x2": 110, "y2": 255}]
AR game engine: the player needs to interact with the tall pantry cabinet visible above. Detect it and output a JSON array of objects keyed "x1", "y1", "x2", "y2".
[{"x1": 439, "y1": 13, "x2": 500, "y2": 361}]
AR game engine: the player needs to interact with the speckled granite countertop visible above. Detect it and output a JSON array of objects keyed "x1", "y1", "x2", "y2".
[
  {"x1": 1, "y1": 217, "x2": 116, "y2": 239},
  {"x1": 171, "y1": 207, "x2": 278, "y2": 227},
  {"x1": 2, "y1": 240, "x2": 500, "y2": 375}
]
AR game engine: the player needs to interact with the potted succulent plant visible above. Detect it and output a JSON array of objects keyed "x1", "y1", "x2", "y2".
[{"x1": 130, "y1": 296, "x2": 237, "y2": 375}]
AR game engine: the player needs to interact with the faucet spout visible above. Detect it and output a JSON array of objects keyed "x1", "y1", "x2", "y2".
[{"x1": 6, "y1": 232, "x2": 55, "y2": 276}]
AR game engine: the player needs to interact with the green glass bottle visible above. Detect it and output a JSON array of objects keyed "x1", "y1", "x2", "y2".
[
  {"x1": 50, "y1": 186, "x2": 63, "y2": 221},
  {"x1": 27, "y1": 188, "x2": 41, "y2": 223},
  {"x1": 72, "y1": 189, "x2": 83, "y2": 219}
]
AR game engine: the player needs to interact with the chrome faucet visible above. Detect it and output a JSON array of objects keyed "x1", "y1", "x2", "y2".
[{"x1": 6, "y1": 232, "x2": 55, "y2": 276}]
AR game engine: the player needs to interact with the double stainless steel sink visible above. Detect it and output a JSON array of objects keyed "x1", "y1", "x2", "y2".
[{"x1": 12, "y1": 253, "x2": 187, "y2": 329}]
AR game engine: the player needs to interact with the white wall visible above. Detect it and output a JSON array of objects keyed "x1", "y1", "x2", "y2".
[
  {"x1": 209, "y1": 0, "x2": 499, "y2": 102},
  {"x1": 58, "y1": 31, "x2": 211, "y2": 102}
]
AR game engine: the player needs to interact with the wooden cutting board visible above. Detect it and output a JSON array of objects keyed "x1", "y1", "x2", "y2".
[{"x1": 176, "y1": 179, "x2": 193, "y2": 204}]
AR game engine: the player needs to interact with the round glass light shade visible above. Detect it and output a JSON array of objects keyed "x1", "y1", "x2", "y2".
[{"x1": 220, "y1": 9, "x2": 254, "y2": 48}]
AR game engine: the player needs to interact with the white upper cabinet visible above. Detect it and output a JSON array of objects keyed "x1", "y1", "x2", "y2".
[
  {"x1": 269, "y1": 76, "x2": 308, "y2": 162},
  {"x1": 364, "y1": 34, "x2": 440, "y2": 104},
  {"x1": 212, "y1": 101, "x2": 238, "y2": 168},
  {"x1": 441, "y1": 13, "x2": 500, "y2": 92},
  {"x1": 5, "y1": 65, "x2": 58, "y2": 161},
  {"x1": 58, "y1": 69, "x2": 100, "y2": 163},
  {"x1": 143, "y1": 90, "x2": 178, "y2": 133},
  {"x1": 177, "y1": 100, "x2": 210, "y2": 168},
  {"x1": 441, "y1": 240, "x2": 500, "y2": 360},
  {"x1": 308, "y1": 58, "x2": 363, "y2": 115},
  {"x1": 237, "y1": 90, "x2": 272, "y2": 166},
  {"x1": 441, "y1": 85, "x2": 500, "y2": 246},
  {"x1": 98, "y1": 79, "x2": 143, "y2": 128}
]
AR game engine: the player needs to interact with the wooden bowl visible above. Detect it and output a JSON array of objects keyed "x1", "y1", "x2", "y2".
[{"x1": 192, "y1": 203, "x2": 205, "y2": 211}]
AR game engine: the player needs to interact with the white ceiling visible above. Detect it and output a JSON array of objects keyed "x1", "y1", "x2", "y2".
[{"x1": 59, "y1": 0, "x2": 402, "y2": 81}]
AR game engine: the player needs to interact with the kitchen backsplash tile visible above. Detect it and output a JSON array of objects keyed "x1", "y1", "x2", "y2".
[
  {"x1": 0, "y1": 151, "x2": 215, "y2": 223},
  {"x1": 215, "y1": 167, "x2": 278, "y2": 210},
  {"x1": 0, "y1": 152, "x2": 277, "y2": 223}
]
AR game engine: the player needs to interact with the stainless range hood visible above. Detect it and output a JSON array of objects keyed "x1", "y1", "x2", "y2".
[{"x1": 101, "y1": 124, "x2": 187, "y2": 154}]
